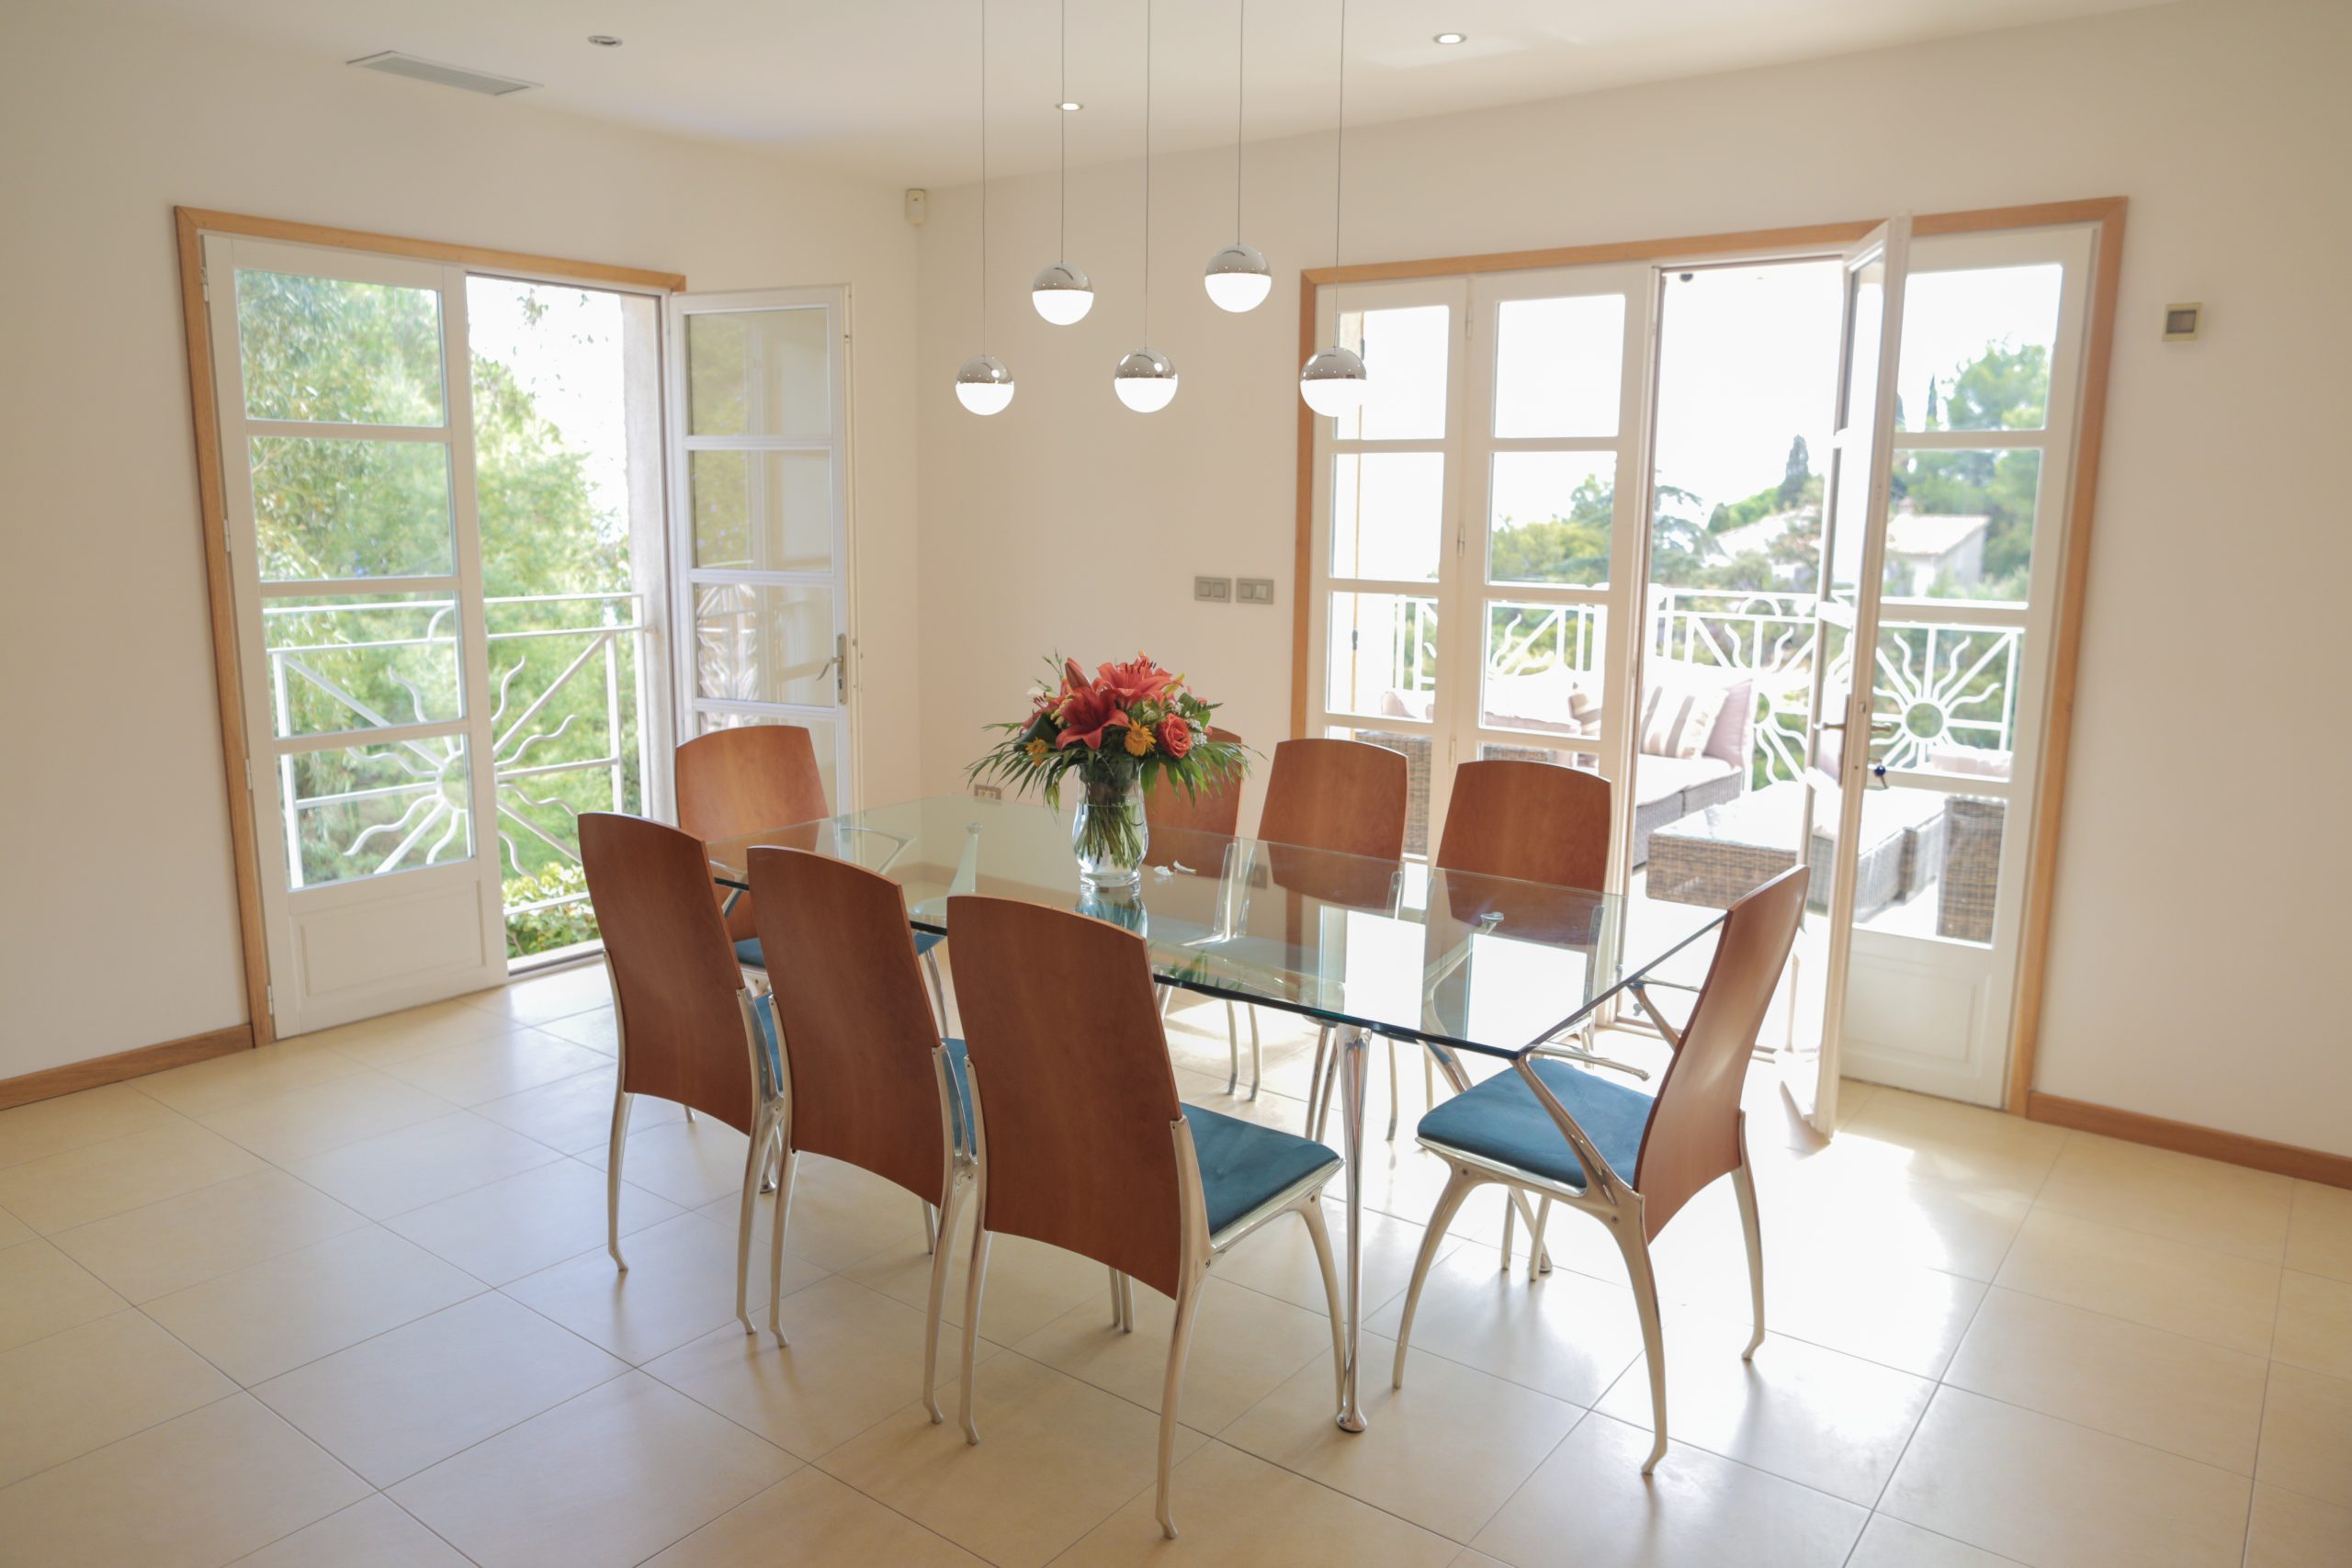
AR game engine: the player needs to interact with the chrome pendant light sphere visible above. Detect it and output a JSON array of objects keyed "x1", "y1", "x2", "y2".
[
  {"x1": 1112, "y1": 347, "x2": 1179, "y2": 413},
  {"x1": 1298, "y1": 344, "x2": 1368, "y2": 416},
  {"x1": 1030, "y1": 262, "x2": 1095, "y2": 325},
  {"x1": 955, "y1": 354, "x2": 1015, "y2": 416},
  {"x1": 1203, "y1": 243, "x2": 1272, "y2": 313}
]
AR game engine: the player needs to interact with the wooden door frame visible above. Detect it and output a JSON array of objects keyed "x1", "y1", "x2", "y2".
[
  {"x1": 1290, "y1": 197, "x2": 2127, "y2": 1121},
  {"x1": 173, "y1": 208, "x2": 684, "y2": 1050}
]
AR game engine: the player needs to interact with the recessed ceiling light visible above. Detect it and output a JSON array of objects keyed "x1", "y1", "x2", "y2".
[
  {"x1": 1433, "y1": 32, "x2": 1467, "y2": 46},
  {"x1": 587, "y1": 35, "x2": 622, "y2": 47},
  {"x1": 1057, "y1": 100, "x2": 1082, "y2": 112}
]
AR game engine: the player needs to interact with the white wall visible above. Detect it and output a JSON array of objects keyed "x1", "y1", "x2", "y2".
[
  {"x1": 914, "y1": 0, "x2": 2352, "y2": 1154},
  {"x1": 0, "y1": 8, "x2": 921, "y2": 1078}
]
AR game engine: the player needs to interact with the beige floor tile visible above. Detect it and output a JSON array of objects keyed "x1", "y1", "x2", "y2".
[
  {"x1": 461, "y1": 963, "x2": 613, "y2": 1027},
  {"x1": 1221, "y1": 1326, "x2": 1581, "y2": 1541},
  {"x1": 48, "y1": 1169, "x2": 369, "y2": 1303},
  {"x1": 2256, "y1": 1362, "x2": 2352, "y2": 1509},
  {"x1": 647, "y1": 1469, "x2": 986, "y2": 1566},
  {"x1": 1364, "y1": 1236, "x2": 1646, "y2": 1406},
  {"x1": 311, "y1": 997, "x2": 520, "y2": 1067},
  {"x1": 647, "y1": 1274, "x2": 999, "y2": 1459},
  {"x1": 579, "y1": 1114, "x2": 754, "y2": 1208},
  {"x1": 820, "y1": 1352, "x2": 1206, "y2": 1568},
  {"x1": 1738, "y1": 1247, "x2": 1989, "y2": 1381},
  {"x1": 1756, "y1": 1156, "x2": 2033, "y2": 1282},
  {"x1": 0, "y1": 1083, "x2": 184, "y2": 1169},
  {"x1": 390, "y1": 1371, "x2": 793, "y2": 1568},
  {"x1": 2245, "y1": 1482, "x2": 2352, "y2": 1568},
  {"x1": 0, "y1": 1311, "x2": 236, "y2": 1486},
  {"x1": 1838, "y1": 1089, "x2": 2068, "y2": 1201},
  {"x1": 254, "y1": 1292, "x2": 627, "y2": 1486},
  {"x1": 145, "y1": 1225, "x2": 482, "y2": 1385},
  {"x1": 379, "y1": 1029, "x2": 610, "y2": 1108},
  {"x1": 0, "y1": 1394, "x2": 368, "y2": 1568},
  {"x1": 0, "y1": 1119, "x2": 265, "y2": 1234},
  {"x1": 1591, "y1": 1325, "x2": 1936, "y2": 1506},
  {"x1": 699, "y1": 1152, "x2": 933, "y2": 1274},
  {"x1": 1210, "y1": 1200, "x2": 1452, "y2": 1323},
  {"x1": 0, "y1": 1205, "x2": 28, "y2": 1248},
  {"x1": 134, "y1": 1040, "x2": 371, "y2": 1118},
  {"x1": 1059, "y1": 1439, "x2": 1460, "y2": 1564},
  {"x1": 1995, "y1": 1209, "x2": 2281, "y2": 1356},
  {"x1": 2285, "y1": 1179, "x2": 2352, "y2": 1283},
  {"x1": 0, "y1": 1239, "x2": 128, "y2": 1352},
  {"x1": 536, "y1": 1007, "x2": 619, "y2": 1055},
  {"x1": 195, "y1": 1070, "x2": 457, "y2": 1164},
  {"x1": 475, "y1": 1063, "x2": 681, "y2": 1154},
  {"x1": 1943, "y1": 1286, "x2": 2270, "y2": 1472},
  {"x1": 1846, "y1": 1515, "x2": 2028, "y2": 1567},
  {"x1": 1013, "y1": 1273, "x2": 1337, "y2": 1433},
  {"x1": 285, "y1": 1110, "x2": 560, "y2": 1221},
  {"x1": 2033, "y1": 1134, "x2": 2295, "y2": 1263},
  {"x1": 502, "y1": 1209, "x2": 822, "y2": 1363},
  {"x1": 2273, "y1": 1269, "x2": 2352, "y2": 1380},
  {"x1": 385, "y1": 1156, "x2": 681, "y2": 1286},
  {"x1": 848, "y1": 1223, "x2": 1118, "y2": 1346},
  {"x1": 230, "y1": 1495, "x2": 470, "y2": 1566},
  {"x1": 1470, "y1": 1411, "x2": 1866, "y2": 1568},
  {"x1": 1880, "y1": 1386, "x2": 2251, "y2": 1568}
]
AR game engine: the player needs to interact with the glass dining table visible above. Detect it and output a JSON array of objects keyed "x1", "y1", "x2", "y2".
[{"x1": 705, "y1": 793, "x2": 1726, "y2": 1434}]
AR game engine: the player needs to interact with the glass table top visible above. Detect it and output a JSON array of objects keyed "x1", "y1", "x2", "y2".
[{"x1": 707, "y1": 795, "x2": 1726, "y2": 1062}]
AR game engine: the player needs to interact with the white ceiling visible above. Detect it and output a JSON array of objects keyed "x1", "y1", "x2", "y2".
[{"x1": 124, "y1": 0, "x2": 2162, "y2": 185}]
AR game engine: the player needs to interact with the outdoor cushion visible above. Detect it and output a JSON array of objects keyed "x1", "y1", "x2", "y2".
[
  {"x1": 734, "y1": 930, "x2": 943, "y2": 971},
  {"x1": 1182, "y1": 1102, "x2": 1340, "y2": 1236},
  {"x1": 1415, "y1": 1057, "x2": 1655, "y2": 1190},
  {"x1": 1631, "y1": 752, "x2": 1736, "y2": 808}
]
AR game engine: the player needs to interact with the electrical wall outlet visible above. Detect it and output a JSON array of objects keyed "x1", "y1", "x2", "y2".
[
  {"x1": 1194, "y1": 575, "x2": 1233, "y2": 603},
  {"x1": 971, "y1": 783, "x2": 1002, "y2": 800},
  {"x1": 1237, "y1": 577, "x2": 1276, "y2": 605}
]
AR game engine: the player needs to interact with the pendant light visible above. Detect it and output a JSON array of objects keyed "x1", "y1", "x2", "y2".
[
  {"x1": 1030, "y1": 0, "x2": 1094, "y2": 324},
  {"x1": 956, "y1": 0, "x2": 1014, "y2": 414},
  {"x1": 1299, "y1": 0, "x2": 1368, "y2": 416},
  {"x1": 1113, "y1": 0, "x2": 1177, "y2": 412},
  {"x1": 1203, "y1": 0, "x2": 1272, "y2": 313}
]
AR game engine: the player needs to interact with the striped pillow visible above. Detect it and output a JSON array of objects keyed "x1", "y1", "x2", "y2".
[{"x1": 1639, "y1": 680, "x2": 1729, "y2": 760}]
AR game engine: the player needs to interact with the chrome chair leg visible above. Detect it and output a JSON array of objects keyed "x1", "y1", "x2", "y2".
[
  {"x1": 1299, "y1": 1198, "x2": 1347, "y2": 1404},
  {"x1": 683, "y1": 1105, "x2": 694, "y2": 1124},
  {"x1": 734, "y1": 1110, "x2": 774, "y2": 1336},
  {"x1": 1247, "y1": 1007, "x2": 1262, "y2": 1101},
  {"x1": 922, "y1": 947, "x2": 950, "y2": 1037},
  {"x1": 1107, "y1": 1266, "x2": 1124, "y2": 1327},
  {"x1": 1526, "y1": 1197, "x2": 1553, "y2": 1283},
  {"x1": 1117, "y1": 1270, "x2": 1135, "y2": 1332},
  {"x1": 1498, "y1": 1190, "x2": 1554, "y2": 1277},
  {"x1": 958, "y1": 1223, "x2": 993, "y2": 1445},
  {"x1": 1156, "y1": 1268, "x2": 1206, "y2": 1540},
  {"x1": 1334, "y1": 1028, "x2": 1370, "y2": 1432},
  {"x1": 923, "y1": 1172, "x2": 966, "y2": 1420},
  {"x1": 1393, "y1": 1168, "x2": 1478, "y2": 1389},
  {"x1": 1611, "y1": 1216, "x2": 1671, "y2": 1473},
  {"x1": 1385, "y1": 1038, "x2": 1400, "y2": 1142},
  {"x1": 605, "y1": 1089, "x2": 634, "y2": 1271},
  {"x1": 923, "y1": 1201, "x2": 939, "y2": 1255},
  {"x1": 766, "y1": 1140, "x2": 797, "y2": 1348},
  {"x1": 1224, "y1": 1002, "x2": 1240, "y2": 1095},
  {"x1": 1305, "y1": 1029, "x2": 1331, "y2": 1141},
  {"x1": 1733, "y1": 1157, "x2": 1766, "y2": 1359}
]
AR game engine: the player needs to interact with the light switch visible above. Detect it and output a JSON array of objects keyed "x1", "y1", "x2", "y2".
[
  {"x1": 1194, "y1": 576, "x2": 1233, "y2": 603},
  {"x1": 1237, "y1": 578, "x2": 1276, "y2": 605}
]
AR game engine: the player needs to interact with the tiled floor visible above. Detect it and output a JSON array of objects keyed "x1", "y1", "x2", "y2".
[{"x1": 0, "y1": 963, "x2": 2346, "y2": 1567}]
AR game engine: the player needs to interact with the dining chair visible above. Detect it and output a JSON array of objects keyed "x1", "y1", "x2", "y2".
[
  {"x1": 1307, "y1": 756, "x2": 1613, "y2": 1143},
  {"x1": 1389, "y1": 864, "x2": 1809, "y2": 1473},
  {"x1": 1142, "y1": 726, "x2": 1261, "y2": 1097},
  {"x1": 745, "y1": 845, "x2": 972, "y2": 1404},
  {"x1": 944, "y1": 895, "x2": 1346, "y2": 1540},
  {"x1": 579, "y1": 812, "x2": 782, "y2": 1336},
  {"x1": 675, "y1": 724, "x2": 948, "y2": 1030}
]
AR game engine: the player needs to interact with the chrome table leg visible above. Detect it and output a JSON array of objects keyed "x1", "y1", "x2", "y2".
[{"x1": 1336, "y1": 1025, "x2": 1370, "y2": 1433}]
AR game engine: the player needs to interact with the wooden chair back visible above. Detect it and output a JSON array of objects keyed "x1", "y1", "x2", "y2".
[
  {"x1": 1143, "y1": 727, "x2": 1246, "y2": 837},
  {"x1": 674, "y1": 725, "x2": 830, "y2": 942},
  {"x1": 1435, "y1": 759, "x2": 1611, "y2": 889},
  {"x1": 747, "y1": 847, "x2": 951, "y2": 1203},
  {"x1": 1257, "y1": 738, "x2": 1409, "y2": 861},
  {"x1": 945, "y1": 896, "x2": 1188, "y2": 1298},
  {"x1": 579, "y1": 812, "x2": 758, "y2": 1134},
  {"x1": 1633, "y1": 864, "x2": 1807, "y2": 1236}
]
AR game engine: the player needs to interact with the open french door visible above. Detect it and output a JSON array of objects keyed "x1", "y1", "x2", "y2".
[
  {"x1": 666, "y1": 288, "x2": 857, "y2": 809},
  {"x1": 1782, "y1": 219, "x2": 1911, "y2": 1133}
]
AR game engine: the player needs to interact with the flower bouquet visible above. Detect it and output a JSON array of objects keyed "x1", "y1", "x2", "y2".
[{"x1": 968, "y1": 654, "x2": 1250, "y2": 886}]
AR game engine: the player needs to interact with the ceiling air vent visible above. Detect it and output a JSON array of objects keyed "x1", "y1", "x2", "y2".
[{"x1": 348, "y1": 51, "x2": 538, "y2": 97}]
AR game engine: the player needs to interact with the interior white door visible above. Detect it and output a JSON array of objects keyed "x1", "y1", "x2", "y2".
[
  {"x1": 668, "y1": 288, "x2": 856, "y2": 807},
  {"x1": 205, "y1": 234, "x2": 508, "y2": 1037}
]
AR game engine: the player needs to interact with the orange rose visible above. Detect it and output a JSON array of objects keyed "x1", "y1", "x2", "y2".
[{"x1": 1157, "y1": 716, "x2": 1193, "y2": 758}]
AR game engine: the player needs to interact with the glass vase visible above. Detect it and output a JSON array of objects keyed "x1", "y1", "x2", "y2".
[{"x1": 1072, "y1": 773, "x2": 1148, "y2": 887}]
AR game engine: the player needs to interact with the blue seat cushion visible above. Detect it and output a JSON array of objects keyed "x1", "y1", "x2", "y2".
[
  {"x1": 1182, "y1": 1103, "x2": 1340, "y2": 1237},
  {"x1": 733, "y1": 930, "x2": 943, "y2": 970},
  {"x1": 1415, "y1": 1058, "x2": 1654, "y2": 1190}
]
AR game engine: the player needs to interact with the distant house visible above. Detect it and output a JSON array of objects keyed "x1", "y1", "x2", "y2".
[
  {"x1": 1883, "y1": 510, "x2": 1988, "y2": 594},
  {"x1": 1707, "y1": 507, "x2": 1814, "y2": 584}
]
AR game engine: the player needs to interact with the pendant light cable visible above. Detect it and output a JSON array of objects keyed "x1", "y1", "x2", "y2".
[
  {"x1": 1057, "y1": 0, "x2": 1067, "y2": 259},
  {"x1": 978, "y1": 0, "x2": 989, "y2": 351},
  {"x1": 1141, "y1": 0, "x2": 1153, "y2": 338},
  {"x1": 1233, "y1": 0, "x2": 1246, "y2": 243},
  {"x1": 1331, "y1": 0, "x2": 1347, "y2": 273}
]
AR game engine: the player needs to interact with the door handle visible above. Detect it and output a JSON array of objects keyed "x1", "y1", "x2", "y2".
[{"x1": 816, "y1": 633, "x2": 847, "y2": 702}]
